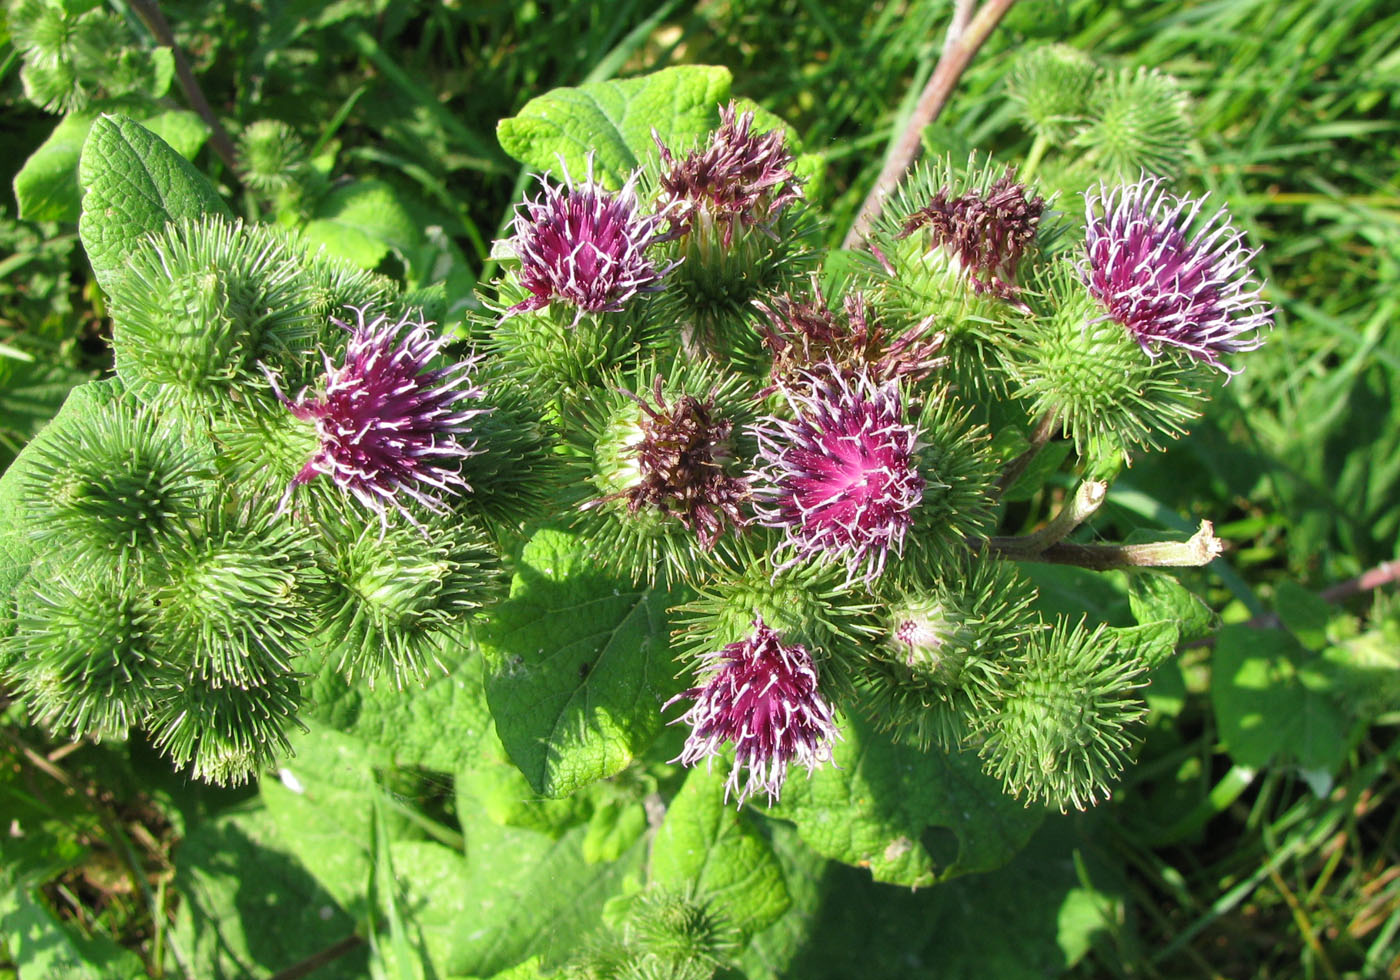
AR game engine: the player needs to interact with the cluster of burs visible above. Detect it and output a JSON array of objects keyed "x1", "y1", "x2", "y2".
[{"x1": 2, "y1": 47, "x2": 1269, "y2": 811}]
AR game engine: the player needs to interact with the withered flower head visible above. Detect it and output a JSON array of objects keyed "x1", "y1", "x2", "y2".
[
  {"x1": 654, "y1": 101, "x2": 802, "y2": 244},
  {"x1": 896, "y1": 169, "x2": 1045, "y2": 298},
  {"x1": 587, "y1": 377, "x2": 747, "y2": 549},
  {"x1": 756, "y1": 278, "x2": 945, "y2": 390}
]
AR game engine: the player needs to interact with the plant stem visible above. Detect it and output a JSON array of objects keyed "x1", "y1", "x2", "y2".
[
  {"x1": 988, "y1": 479, "x2": 1107, "y2": 554},
  {"x1": 1021, "y1": 132, "x2": 1051, "y2": 182},
  {"x1": 842, "y1": 0, "x2": 1022, "y2": 249},
  {"x1": 266, "y1": 935, "x2": 367, "y2": 980},
  {"x1": 127, "y1": 0, "x2": 239, "y2": 175},
  {"x1": 996, "y1": 407, "x2": 1059, "y2": 494},
  {"x1": 987, "y1": 519, "x2": 1224, "y2": 570}
]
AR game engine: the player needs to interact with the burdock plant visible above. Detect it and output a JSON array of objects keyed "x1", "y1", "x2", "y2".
[{"x1": 3, "y1": 60, "x2": 1275, "y2": 833}]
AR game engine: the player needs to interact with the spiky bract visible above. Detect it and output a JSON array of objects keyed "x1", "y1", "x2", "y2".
[
  {"x1": 625, "y1": 890, "x2": 739, "y2": 969},
  {"x1": 894, "y1": 388, "x2": 1000, "y2": 580},
  {"x1": 1007, "y1": 44, "x2": 1099, "y2": 143},
  {"x1": 1015, "y1": 262, "x2": 1209, "y2": 461},
  {"x1": 6, "y1": 573, "x2": 161, "y2": 739},
  {"x1": 149, "y1": 672, "x2": 304, "y2": 786},
  {"x1": 238, "y1": 119, "x2": 312, "y2": 197},
  {"x1": 750, "y1": 365, "x2": 924, "y2": 585},
  {"x1": 1084, "y1": 174, "x2": 1273, "y2": 374},
  {"x1": 978, "y1": 619, "x2": 1148, "y2": 811},
  {"x1": 1073, "y1": 67, "x2": 1194, "y2": 181},
  {"x1": 868, "y1": 157, "x2": 1048, "y2": 392},
  {"x1": 271, "y1": 307, "x2": 486, "y2": 519},
  {"x1": 667, "y1": 615, "x2": 840, "y2": 805},
  {"x1": 571, "y1": 360, "x2": 754, "y2": 585},
  {"x1": 152, "y1": 498, "x2": 322, "y2": 687},
  {"x1": 503, "y1": 160, "x2": 670, "y2": 319},
  {"x1": 22, "y1": 398, "x2": 213, "y2": 570},
  {"x1": 317, "y1": 513, "x2": 498, "y2": 685},
  {"x1": 674, "y1": 548, "x2": 876, "y2": 695},
  {"x1": 862, "y1": 558, "x2": 1039, "y2": 750},
  {"x1": 653, "y1": 202, "x2": 821, "y2": 370},
  {"x1": 107, "y1": 216, "x2": 315, "y2": 413}
]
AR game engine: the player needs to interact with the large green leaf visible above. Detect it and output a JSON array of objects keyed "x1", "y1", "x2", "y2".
[
  {"x1": 779, "y1": 816, "x2": 1123, "y2": 980},
  {"x1": 172, "y1": 809, "x2": 366, "y2": 980},
  {"x1": 78, "y1": 113, "x2": 228, "y2": 292},
  {"x1": 496, "y1": 65, "x2": 733, "y2": 188},
  {"x1": 307, "y1": 633, "x2": 498, "y2": 773},
  {"x1": 303, "y1": 178, "x2": 422, "y2": 271},
  {"x1": 425, "y1": 786, "x2": 645, "y2": 976},
  {"x1": 650, "y1": 765, "x2": 790, "y2": 942},
  {"x1": 1211, "y1": 624, "x2": 1349, "y2": 774},
  {"x1": 259, "y1": 724, "x2": 392, "y2": 915},
  {"x1": 765, "y1": 712, "x2": 1042, "y2": 888},
  {"x1": 481, "y1": 527, "x2": 678, "y2": 798},
  {"x1": 15, "y1": 108, "x2": 209, "y2": 225},
  {"x1": 13, "y1": 110, "x2": 97, "y2": 223}
]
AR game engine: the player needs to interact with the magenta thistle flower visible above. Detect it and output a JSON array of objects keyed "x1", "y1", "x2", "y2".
[
  {"x1": 1084, "y1": 175, "x2": 1272, "y2": 374},
  {"x1": 896, "y1": 169, "x2": 1045, "y2": 298},
  {"x1": 654, "y1": 101, "x2": 802, "y2": 245},
  {"x1": 269, "y1": 308, "x2": 485, "y2": 517},
  {"x1": 503, "y1": 160, "x2": 669, "y2": 319},
  {"x1": 749, "y1": 366, "x2": 924, "y2": 584},
  {"x1": 666, "y1": 616, "x2": 839, "y2": 804}
]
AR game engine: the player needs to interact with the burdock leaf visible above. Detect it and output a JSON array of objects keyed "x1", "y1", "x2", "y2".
[
  {"x1": 1212, "y1": 624, "x2": 1348, "y2": 774},
  {"x1": 651, "y1": 765, "x2": 791, "y2": 941},
  {"x1": 496, "y1": 65, "x2": 733, "y2": 188},
  {"x1": 171, "y1": 810, "x2": 365, "y2": 980},
  {"x1": 765, "y1": 712, "x2": 1041, "y2": 888},
  {"x1": 417, "y1": 787, "x2": 645, "y2": 976},
  {"x1": 78, "y1": 114, "x2": 228, "y2": 292},
  {"x1": 481, "y1": 527, "x2": 679, "y2": 798}
]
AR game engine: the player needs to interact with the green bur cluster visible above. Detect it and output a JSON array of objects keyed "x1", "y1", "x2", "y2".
[
  {"x1": 0, "y1": 121, "x2": 516, "y2": 786},
  {"x1": 0, "y1": 57, "x2": 1265, "y2": 974}
]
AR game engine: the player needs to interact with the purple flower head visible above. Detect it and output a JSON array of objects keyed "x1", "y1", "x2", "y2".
[
  {"x1": 896, "y1": 169, "x2": 1044, "y2": 298},
  {"x1": 1084, "y1": 174, "x2": 1273, "y2": 374},
  {"x1": 654, "y1": 101, "x2": 802, "y2": 245},
  {"x1": 749, "y1": 366, "x2": 924, "y2": 584},
  {"x1": 503, "y1": 158, "x2": 670, "y2": 320},
  {"x1": 666, "y1": 616, "x2": 839, "y2": 805},
  {"x1": 269, "y1": 308, "x2": 485, "y2": 518}
]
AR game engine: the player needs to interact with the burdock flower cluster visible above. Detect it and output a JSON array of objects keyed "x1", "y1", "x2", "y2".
[{"x1": 3, "y1": 83, "x2": 1278, "y2": 817}]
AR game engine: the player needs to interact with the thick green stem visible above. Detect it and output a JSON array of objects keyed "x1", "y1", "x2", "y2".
[
  {"x1": 987, "y1": 479, "x2": 1107, "y2": 554},
  {"x1": 987, "y1": 519, "x2": 1224, "y2": 570}
]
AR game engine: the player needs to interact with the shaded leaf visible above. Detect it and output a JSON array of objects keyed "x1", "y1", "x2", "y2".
[{"x1": 765, "y1": 712, "x2": 1041, "y2": 888}]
